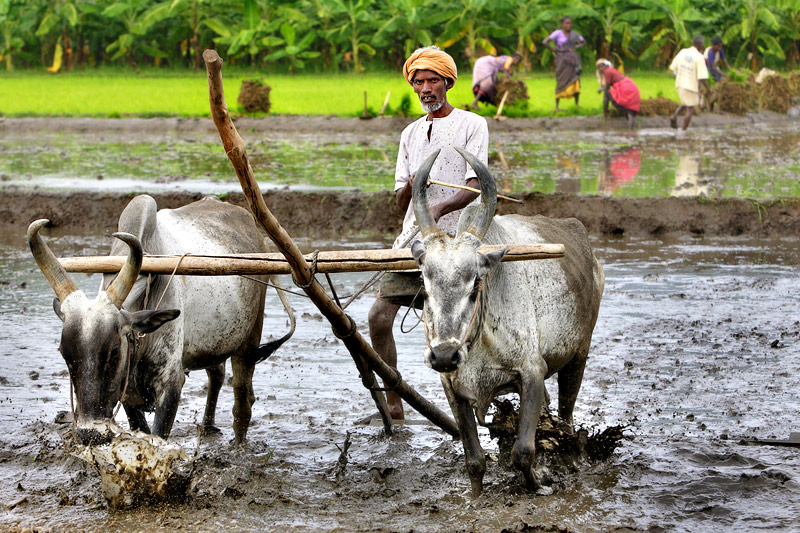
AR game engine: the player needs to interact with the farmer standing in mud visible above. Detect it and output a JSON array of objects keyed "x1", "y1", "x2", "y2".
[
  {"x1": 542, "y1": 16, "x2": 585, "y2": 112},
  {"x1": 669, "y1": 35, "x2": 710, "y2": 131},
  {"x1": 365, "y1": 46, "x2": 490, "y2": 421}
]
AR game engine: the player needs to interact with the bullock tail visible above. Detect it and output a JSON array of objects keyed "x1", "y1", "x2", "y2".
[{"x1": 252, "y1": 275, "x2": 296, "y2": 364}]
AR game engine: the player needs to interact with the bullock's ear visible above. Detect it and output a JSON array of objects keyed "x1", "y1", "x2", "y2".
[
  {"x1": 411, "y1": 240, "x2": 426, "y2": 265},
  {"x1": 124, "y1": 309, "x2": 180, "y2": 334},
  {"x1": 53, "y1": 297, "x2": 65, "y2": 322},
  {"x1": 478, "y1": 249, "x2": 508, "y2": 276}
]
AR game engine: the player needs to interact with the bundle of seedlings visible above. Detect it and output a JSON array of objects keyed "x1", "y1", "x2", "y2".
[
  {"x1": 496, "y1": 77, "x2": 529, "y2": 106},
  {"x1": 238, "y1": 79, "x2": 272, "y2": 113},
  {"x1": 788, "y1": 71, "x2": 800, "y2": 99},
  {"x1": 717, "y1": 79, "x2": 758, "y2": 114},
  {"x1": 638, "y1": 96, "x2": 679, "y2": 117},
  {"x1": 760, "y1": 74, "x2": 793, "y2": 113}
]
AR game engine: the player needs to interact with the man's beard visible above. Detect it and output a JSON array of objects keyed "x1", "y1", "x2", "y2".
[{"x1": 420, "y1": 99, "x2": 444, "y2": 113}]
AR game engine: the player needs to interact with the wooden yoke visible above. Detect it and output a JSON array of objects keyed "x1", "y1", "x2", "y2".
[{"x1": 203, "y1": 49, "x2": 459, "y2": 438}]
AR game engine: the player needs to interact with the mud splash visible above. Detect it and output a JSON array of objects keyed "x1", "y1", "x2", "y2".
[{"x1": 1, "y1": 231, "x2": 798, "y2": 532}]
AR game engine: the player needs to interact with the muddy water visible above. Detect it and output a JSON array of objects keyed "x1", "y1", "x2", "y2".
[
  {"x1": 1, "y1": 122, "x2": 799, "y2": 198},
  {"x1": 1, "y1": 230, "x2": 798, "y2": 532}
]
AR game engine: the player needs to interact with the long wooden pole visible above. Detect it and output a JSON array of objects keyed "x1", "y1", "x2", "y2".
[
  {"x1": 203, "y1": 49, "x2": 459, "y2": 437},
  {"x1": 58, "y1": 244, "x2": 564, "y2": 275}
]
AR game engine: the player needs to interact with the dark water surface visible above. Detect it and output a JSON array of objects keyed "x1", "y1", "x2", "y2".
[
  {"x1": 1, "y1": 122, "x2": 799, "y2": 198},
  {"x1": 0, "y1": 231, "x2": 798, "y2": 531}
]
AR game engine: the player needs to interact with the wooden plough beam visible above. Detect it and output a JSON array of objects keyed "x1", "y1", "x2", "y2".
[{"x1": 57, "y1": 244, "x2": 565, "y2": 275}]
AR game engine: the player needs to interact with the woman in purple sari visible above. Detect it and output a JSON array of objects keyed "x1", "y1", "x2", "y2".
[{"x1": 542, "y1": 16, "x2": 585, "y2": 111}]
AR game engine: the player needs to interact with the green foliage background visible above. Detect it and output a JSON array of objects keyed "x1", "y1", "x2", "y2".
[{"x1": 1, "y1": 0, "x2": 799, "y2": 75}]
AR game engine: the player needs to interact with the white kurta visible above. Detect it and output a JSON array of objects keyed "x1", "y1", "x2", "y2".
[{"x1": 393, "y1": 108, "x2": 490, "y2": 248}]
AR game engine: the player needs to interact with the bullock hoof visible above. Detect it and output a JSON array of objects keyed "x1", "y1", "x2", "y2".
[
  {"x1": 199, "y1": 424, "x2": 222, "y2": 436},
  {"x1": 469, "y1": 477, "x2": 484, "y2": 497}
]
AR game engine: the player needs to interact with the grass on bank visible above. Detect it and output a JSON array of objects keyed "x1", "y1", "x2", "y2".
[{"x1": 0, "y1": 67, "x2": 687, "y2": 118}]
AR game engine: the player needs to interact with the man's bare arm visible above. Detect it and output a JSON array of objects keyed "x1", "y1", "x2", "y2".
[{"x1": 430, "y1": 177, "x2": 480, "y2": 222}]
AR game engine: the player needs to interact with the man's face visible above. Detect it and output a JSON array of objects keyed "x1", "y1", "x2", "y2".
[
  {"x1": 713, "y1": 43, "x2": 722, "y2": 52},
  {"x1": 412, "y1": 69, "x2": 450, "y2": 113}
]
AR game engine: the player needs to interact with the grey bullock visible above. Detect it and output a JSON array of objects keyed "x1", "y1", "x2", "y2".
[
  {"x1": 410, "y1": 148, "x2": 604, "y2": 495},
  {"x1": 28, "y1": 195, "x2": 295, "y2": 445}
]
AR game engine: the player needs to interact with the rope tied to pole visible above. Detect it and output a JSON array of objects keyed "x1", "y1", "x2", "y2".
[
  {"x1": 292, "y1": 250, "x2": 319, "y2": 289},
  {"x1": 331, "y1": 313, "x2": 358, "y2": 340}
]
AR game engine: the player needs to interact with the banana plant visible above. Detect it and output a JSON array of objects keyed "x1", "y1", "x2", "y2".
[
  {"x1": 103, "y1": 0, "x2": 171, "y2": 64},
  {"x1": 204, "y1": 0, "x2": 283, "y2": 64},
  {"x1": 0, "y1": 0, "x2": 35, "y2": 71},
  {"x1": 723, "y1": 0, "x2": 784, "y2": 69},
  {"x1": 438, "y1": 0, "x2": 512, "y2": 61},
  {"x1": 265, "y1": 21, "x2": 320, "y2": 73},
  {"x1": 774, "y1": 0, "x2": 800, "y2": 66},
  {"x1": 513, "y1": 0, "x2": 560, "y2": 69},
  {"x1": 169, "y1": 0, "x2": 219, "y2": 69},
  {"x1": 370, "y1": 0, "x2": 448, "y2": 62},
  {"x1": 326, "y1": 0, "x2": 375, "y2": 72},
  {"x1": 573, "y1": 0, "x2": 637, "y2": 60},
  {"x1": 626, "y1": 0, "x2": 706, "y2": 66}
]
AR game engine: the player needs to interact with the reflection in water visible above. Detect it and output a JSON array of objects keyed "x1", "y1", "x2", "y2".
[
  {"x1": 672, "y1": 154, "x2": 710, "y2": 197},
  {"x1": 556, "y1": 155, "x2": 581, "y2": 194},
  {"x1": 598, "y1": 146, "x2": 642, "y2": 194}
]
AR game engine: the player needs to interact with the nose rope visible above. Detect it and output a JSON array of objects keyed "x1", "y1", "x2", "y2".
[{"x1": 423, "y1": 280, "x2": 483, "y2": 352}]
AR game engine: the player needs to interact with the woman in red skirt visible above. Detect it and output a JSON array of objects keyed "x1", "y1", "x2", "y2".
[{"x1": 596, "y1": 59, "x2": 640, "y2": 130}]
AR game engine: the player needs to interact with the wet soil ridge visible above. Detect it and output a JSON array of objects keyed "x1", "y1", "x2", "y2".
[{"x1": 4, "y1": 190, "x2": 799, "y2": 239}]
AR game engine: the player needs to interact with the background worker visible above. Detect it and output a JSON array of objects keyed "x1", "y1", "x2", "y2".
[
  {"x1": 542, "y1": 16, "x2": 585, "y2": 111},
  {"x1": 669, "y1": 35, "x2": 710, "y2": 131},
  {"x1": 596, "y1": 59, "x2": 641, "y2": 130},
  {"x1": 367, "y1": 46, "x2": 490, "y2": 421},
  {"x1": 706, "y1": 37, "x2": 731, "y2": 82},
  {"x1": 470, "y1": 53, "x2": 522, "y2": 109}
]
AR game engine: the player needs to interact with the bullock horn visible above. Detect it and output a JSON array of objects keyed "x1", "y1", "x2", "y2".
[
  {"x1": 28, "y1": 219, "x2": 79, "y2": 303},
  {"x1": 105, "y1": 232, "x2": 143, "y2": 308},
  {"x1": 454, "y1": 146, "x2": 497, "y2": 240},
  {"x1": 412, "y1": 149, "x2": 443, "y2": 238}
]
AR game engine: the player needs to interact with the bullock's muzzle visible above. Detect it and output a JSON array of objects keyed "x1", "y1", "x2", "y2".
[{"x1": 426, "y1": 341, "x2": 463, "y2": 373}]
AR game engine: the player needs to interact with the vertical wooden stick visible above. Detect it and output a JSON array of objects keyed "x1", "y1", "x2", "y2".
[
  {"x1": 379, "y1": 90, "x2": 391, "y2": 117},
  {"x1": 495, "y1": 90, "x2": 509, "y2": 119}
]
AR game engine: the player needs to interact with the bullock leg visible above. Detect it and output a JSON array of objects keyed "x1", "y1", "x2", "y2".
[
  {"x1": 513, "y1": 374, "x2": 545, "y2": 490},
  {"x1": 442, "y1": 379, "x2": 485, "y2": 496},
  {"x1": 230, "y1": 355, "x2": 256, "y2": 444},
  {"x1": 557, "y1": 354, "x2": 587, "y2": 428},
  {"x1": 123, "y1": 404, "x2": 150, "y2": 433},
  {"x1": 151, "y1": 376, "x2": 184, "y2": 439},
  {"x1": 201, "y1": 363, "x2": 225, "y2": 434}
]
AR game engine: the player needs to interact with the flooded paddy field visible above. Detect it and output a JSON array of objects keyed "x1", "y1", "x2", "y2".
[
  {"x1": 1, "y1": 116, "x2": 799, "y2": 199},
  {"x1": 0, "y1": 231, "x2": 798, "y2": 532},
  {"x1": 0, "y1": 116, "x2": 799, "y2": 531}
]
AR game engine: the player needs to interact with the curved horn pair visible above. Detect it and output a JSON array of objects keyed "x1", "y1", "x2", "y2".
[
  {"x1": 411, "y1": 147, "x2": 497, "y2": 239},
  {"x1": 27, "y1": 220, "x2": 143, "y2": 308}
]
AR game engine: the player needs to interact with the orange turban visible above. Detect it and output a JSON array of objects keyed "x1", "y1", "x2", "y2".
[{"x1": 402, "y1": 47, "x2": 458, "y2": 86}]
